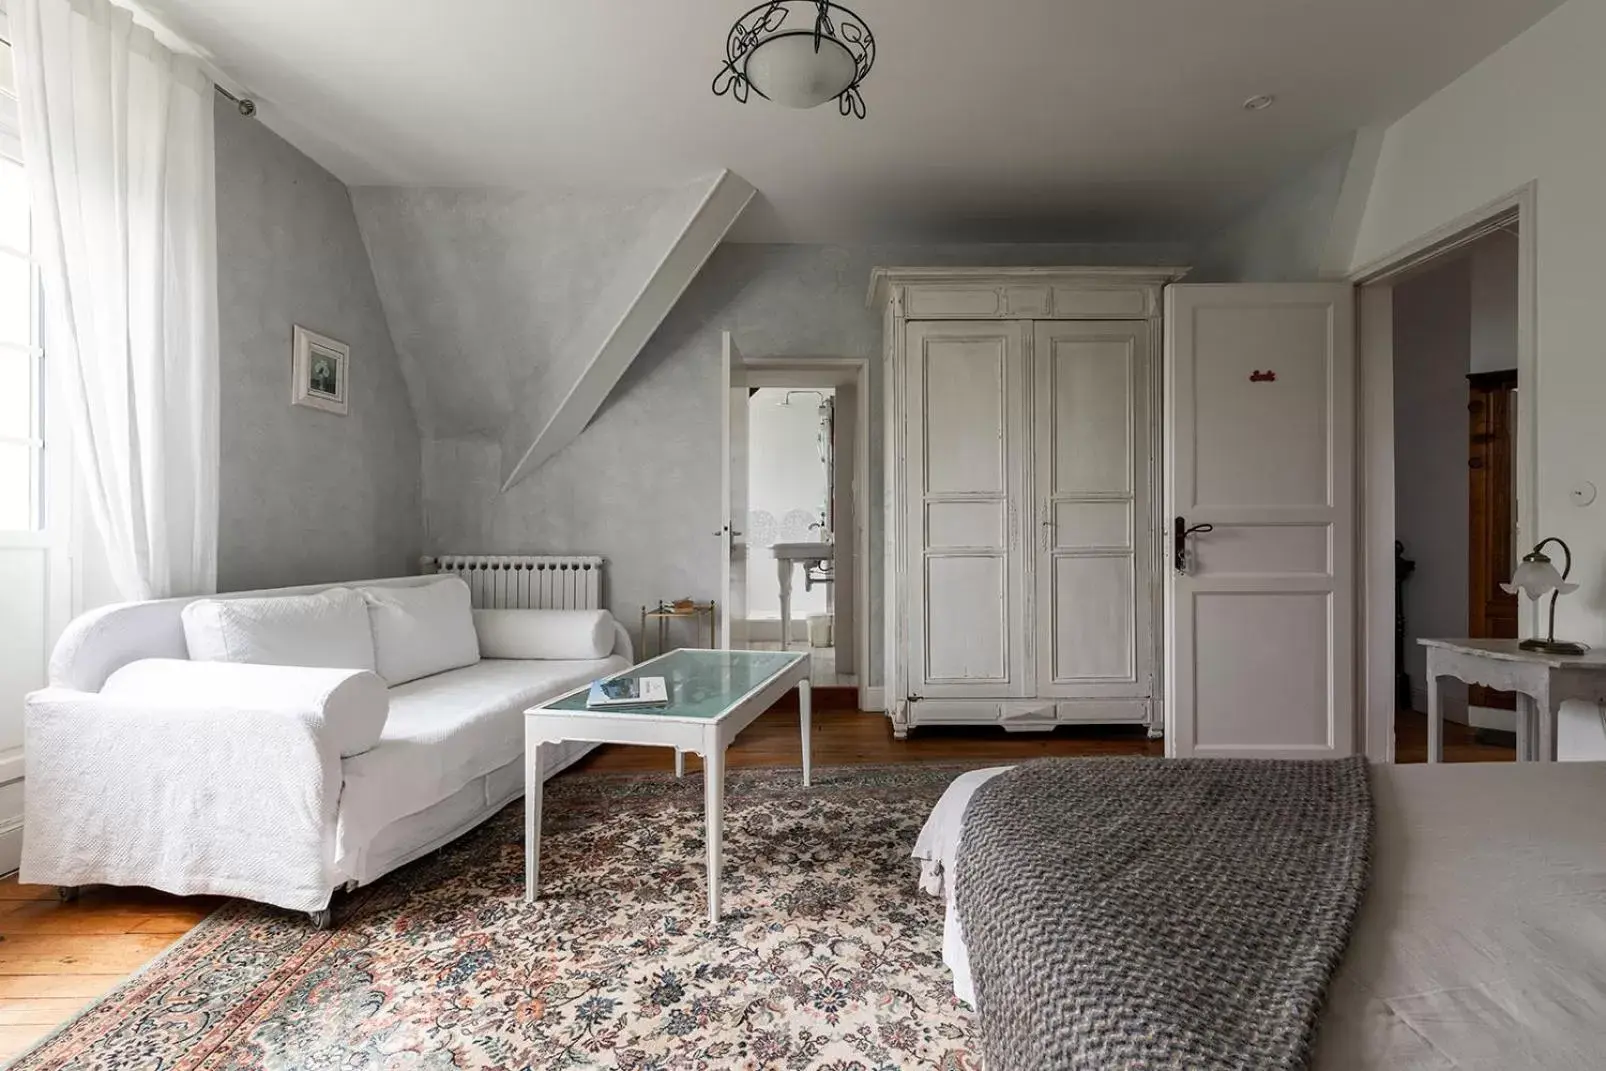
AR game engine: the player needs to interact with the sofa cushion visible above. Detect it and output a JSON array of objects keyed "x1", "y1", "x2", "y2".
[
  {"x1": 102, "y1": 658, "x2": 389, "y2": 758},
  {"x1": 334, "y1": 656, "x2": 627, "y2": 859},
  {"x1": 358, "y1": 577, "x2": 480, "y2": 686},
  {"x1": 181, "y1": 587, "x2": 376, "y2": 672},
  {"x1": 472, "y1": 608, "x2": 614, "y2": 661}
]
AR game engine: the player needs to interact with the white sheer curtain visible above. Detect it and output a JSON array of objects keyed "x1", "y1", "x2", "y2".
[{"x1": 11, "y1": 0, "x2": 217, "y2": 600}]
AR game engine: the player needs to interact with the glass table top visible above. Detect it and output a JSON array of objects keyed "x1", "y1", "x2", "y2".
[{"x1": 536, "y1": 648, "x2": 807, "y2": 721}]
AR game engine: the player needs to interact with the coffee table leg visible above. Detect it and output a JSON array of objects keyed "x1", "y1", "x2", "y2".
[
  {"x1": 799, "y1": 678, "x2": 812, "y2": 788},
  {"x1": 525, "y1": 737, "x2": 543, "y2": 903},
  {"x1": 674, "y1": 749, "x2": 685, "y2": 778},
  {"x1": 704, "y1": 745, "x2": 724, "y2": 924}
]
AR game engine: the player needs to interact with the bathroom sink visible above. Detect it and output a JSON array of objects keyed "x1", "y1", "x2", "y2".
[{"x1": 772, "y1": 542, "x2": 834, "y2": 562}]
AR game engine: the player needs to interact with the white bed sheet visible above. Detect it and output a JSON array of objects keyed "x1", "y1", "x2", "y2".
[{"x1": 913, "y1": 760, "x2": 1606, "y2": 1069}]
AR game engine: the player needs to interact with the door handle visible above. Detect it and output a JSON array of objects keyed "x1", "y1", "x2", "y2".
[{"x1": 1173, "y1": 517, "x2": 1214, "y2": 574}]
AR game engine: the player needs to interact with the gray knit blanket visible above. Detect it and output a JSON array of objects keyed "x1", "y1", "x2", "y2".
[{"x1": 954, "y1": 756, "x2": 1372, "y2": 1071}]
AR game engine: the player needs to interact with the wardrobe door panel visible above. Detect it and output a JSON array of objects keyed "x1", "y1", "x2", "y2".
[
  {"x1": 1033, "y1": 321, "x2": 1154, "y2": 699},
  {"x1": 904, "y1": 321, "x2": 1029, "y2": 698}
]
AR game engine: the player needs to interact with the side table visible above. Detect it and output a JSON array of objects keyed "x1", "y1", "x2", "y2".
[
  {"x1": 1420, "y1": 638, "x2": 1606, "y2": 762},
  {"x1": 641, "y1": 600, "x2": 717, "y2": 659}
]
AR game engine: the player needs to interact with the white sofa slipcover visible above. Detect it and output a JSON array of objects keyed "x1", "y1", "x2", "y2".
[
  {"x1": 102, "y1": 659, "x2": 390, "y2": 758},
  {"x1": 181, "y1": 586, "x2": 378, "y2": 670},
  {"x1": 22, "y1": 575, "x2": 631, "y2": 918},
  {"x1": 473, "y1": 607, "x2": 614, "y2": 660},
  {"x1": 358, "y1": 578, "x2": 481, "y2": 685}
]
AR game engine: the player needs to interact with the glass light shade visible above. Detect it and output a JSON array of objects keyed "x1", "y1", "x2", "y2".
[
  {"x1": 744, "y1": 33, "x2": 857, "y2": 109},
  {"x1": 1502, "y1": 556, "x2": 1577, "y2": 599}
]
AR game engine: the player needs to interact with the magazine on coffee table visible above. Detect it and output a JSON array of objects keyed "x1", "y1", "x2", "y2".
[{"x1": 586, "y1": 675, "x2": 669, "y2": 709}]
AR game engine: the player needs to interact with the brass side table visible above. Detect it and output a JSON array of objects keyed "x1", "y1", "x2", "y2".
[{"x1": 641, "y1": 600, "x2": 717, "y2": 658}]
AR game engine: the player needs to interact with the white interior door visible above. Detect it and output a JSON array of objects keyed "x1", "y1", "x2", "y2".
[
  {"x1": 718, "y1": 331, "x2": 748, "y2": 649},
  {"x1": 904, "y1": 321, "x2": 1029, "y2": 699},
  {"x1": 1033, "y1": 321, "x2": 1154, "y2": 700},
  {"x1": 1165, "y1": 284, "x2": 1356, "y2": 758}
]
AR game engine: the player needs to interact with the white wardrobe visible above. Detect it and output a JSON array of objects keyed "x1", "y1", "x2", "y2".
[{"x1": 873, "y1": 267, "x2": 1185, "y2": 739}]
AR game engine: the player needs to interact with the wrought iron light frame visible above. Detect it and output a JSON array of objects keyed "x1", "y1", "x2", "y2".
[{"x1": 712, "y1": 0, "x2": 876, "y2": 118}]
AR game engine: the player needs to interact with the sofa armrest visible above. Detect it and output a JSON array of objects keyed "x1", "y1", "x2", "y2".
[
  {"x1": 610, "y1": 618, "x2": 633, "y2": 664},
  {"x1": 20, "y1": 687, "x2": 342, "y2": 912},
  {"x1": 103, "y1": 659, "x2": 388, "y2": 758}
]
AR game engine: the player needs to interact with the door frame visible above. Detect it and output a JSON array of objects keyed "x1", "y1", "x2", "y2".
[
  {"x1": 1348, "y1": 181, "x2": 1539, "y2": 763},
  {"x1": 741, "y1": 357, "x2": 875, "y2": 712}
]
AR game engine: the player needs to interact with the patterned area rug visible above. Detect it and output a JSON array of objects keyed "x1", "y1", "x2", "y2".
[{"x1": 11, "y1": 764, "x2": 980, "y2": 1070}]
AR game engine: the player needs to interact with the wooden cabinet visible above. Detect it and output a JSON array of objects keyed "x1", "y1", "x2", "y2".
[
  {"x1": 1032, "y1": 322, "x2": 1155, "y2": 703},
  {"x1": 874, "y1": 268, "x2": 1181, "y2": 738},
  {"x1": 902, "y1": 321, "x2": 1031, "y2": 701}
]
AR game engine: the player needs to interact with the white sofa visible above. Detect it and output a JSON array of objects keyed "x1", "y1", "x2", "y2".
[{"x1": 21, "y1": 574, "x2": 631, "y2": 923}]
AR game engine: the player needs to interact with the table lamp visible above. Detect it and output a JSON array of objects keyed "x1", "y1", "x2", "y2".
[{"x1": 1501, "y1": 537, "x2": 1589, "y2": 655}]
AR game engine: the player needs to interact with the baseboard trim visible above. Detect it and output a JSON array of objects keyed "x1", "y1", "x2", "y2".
[
  {"x1": 1467, "y1": 703, "x2": 1517, "y2": 733},
  {"x1": 0, "y1": 817, "x2": 22, "y2": 877},
  {"x1": 862, "y1": 686, "x2": 885, "y2": 712},
  {"x1": 744, "y1": 619, "x2": 814, "y2": 642}
]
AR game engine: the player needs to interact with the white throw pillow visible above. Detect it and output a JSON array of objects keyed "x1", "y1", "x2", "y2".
[
  {"x1": 182, "y1": 587, "x2": 377, "y2": 671},
  {"x1": 473, "y1": 608, "x2": 615, "y2": 661},
  {"x1": 357, "y1": 578, "x2": 480, "y2": 686},
  {"x1": 103, "y1": 658, "x2": 389, "y2": 758}
]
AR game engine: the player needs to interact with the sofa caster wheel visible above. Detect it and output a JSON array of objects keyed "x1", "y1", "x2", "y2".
[
  {"x1": 57, "y1": 885, "x2": 80, "y2": 903},
  {"x1": 307, "y1": 908, "x2": 333, "y2": 930}
]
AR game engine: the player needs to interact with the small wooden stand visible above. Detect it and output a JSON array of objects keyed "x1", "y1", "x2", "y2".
[{"x1": 641, "y1": 600, "x2": 717, "y2": 658}]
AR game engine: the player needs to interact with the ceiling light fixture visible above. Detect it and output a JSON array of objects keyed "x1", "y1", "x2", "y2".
[
  {"x1": 1242, "y1": 94, "x2": 1277, "y2": 112},
  {"x1": 713, "y1": 1, "x2": 876, "y2": 118}
]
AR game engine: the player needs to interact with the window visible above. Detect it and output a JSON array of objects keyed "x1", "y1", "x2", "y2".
[{"x1": 0, "y1": 32, "x2": 44, "y2": 533}]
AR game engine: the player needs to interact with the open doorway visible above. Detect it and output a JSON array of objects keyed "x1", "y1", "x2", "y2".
[
  {"x1": 1354, "y1": 186, "x2": 1537, "y2": 764},
  {"x1": 1391, "y1": 226, "x2": 1520, "y2": 758},
  {"x1": 732, "y1": 359, "x2": 870, "y2": 703}
]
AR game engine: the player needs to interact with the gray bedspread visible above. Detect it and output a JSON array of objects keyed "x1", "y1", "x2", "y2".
[{"x1": 955, "y1": 756, "x2": 1372, "y2": 1071}]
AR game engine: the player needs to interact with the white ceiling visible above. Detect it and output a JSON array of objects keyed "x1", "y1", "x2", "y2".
[{"x1": 144, "y1": 0, "x2": 1563, "y2": 243}]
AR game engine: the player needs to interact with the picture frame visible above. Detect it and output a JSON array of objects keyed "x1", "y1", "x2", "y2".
[{"x1": 291, "y1": 325, "x2": 350, "y2": 415}]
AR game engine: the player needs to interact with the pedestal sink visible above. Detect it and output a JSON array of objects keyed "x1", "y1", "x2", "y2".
[{"x1": 773, "y1": 543, "x2": 833, "y2": 651}]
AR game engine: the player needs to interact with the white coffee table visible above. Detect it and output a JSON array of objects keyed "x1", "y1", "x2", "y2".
[{"x1": 524, "y1": 648, "x2": 811, "y2": 923}]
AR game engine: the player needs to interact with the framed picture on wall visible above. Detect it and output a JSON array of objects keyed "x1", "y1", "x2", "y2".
[{"x1": 291, "y1": 325, "x2": 350, "y2": 415}]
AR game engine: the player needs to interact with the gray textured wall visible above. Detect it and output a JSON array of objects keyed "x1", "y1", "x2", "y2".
[
  {"x1": 415, "y1": 241, "x2": 1189, "y2": 684},
  {"x1": 215, "y1": 108, "x2": 423, "y2": 591}
]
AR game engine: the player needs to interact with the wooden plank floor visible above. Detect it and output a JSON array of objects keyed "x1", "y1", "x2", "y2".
[
  {"x1": 0, "y1": 704, "x2": 1511, "y2": 1061},
  {"x1": 0, "y1": 883, "x2": 217, "y2": 1059}
]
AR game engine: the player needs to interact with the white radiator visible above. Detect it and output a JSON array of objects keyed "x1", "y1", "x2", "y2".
[{"x1": 420, "y1": 555, "x2": 604, "y2": 610}]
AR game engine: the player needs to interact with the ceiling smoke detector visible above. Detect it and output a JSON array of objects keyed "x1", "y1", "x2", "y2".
[
  {"x1": 1242, "y1": 94, "x2": 1277, "y2": 112},
  {"x1": 713, "y1": 1, "x2": 876, "y2": 118}
]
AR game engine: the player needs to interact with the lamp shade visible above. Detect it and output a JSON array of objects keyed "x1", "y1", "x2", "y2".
[
  {"x1": 1502, "y1": 555, "x2": 1577, "y2": 600},
  {"x1": 745, "y1": 33, "x2": 857, "y2": 108}
]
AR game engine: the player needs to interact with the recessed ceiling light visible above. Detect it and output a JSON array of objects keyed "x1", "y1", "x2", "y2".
[{"x1": 1242, "y1": 94, "x2": 1277, "y2": 112}]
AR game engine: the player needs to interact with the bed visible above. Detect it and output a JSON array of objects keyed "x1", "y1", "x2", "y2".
[{"x1": 914, "y1": 760, "x2": 1606, "y2": 1069}]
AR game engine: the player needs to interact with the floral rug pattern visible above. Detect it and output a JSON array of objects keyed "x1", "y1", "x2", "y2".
[{"x1": 11, "y1": 764, "x2": 982, "y2": 1070}]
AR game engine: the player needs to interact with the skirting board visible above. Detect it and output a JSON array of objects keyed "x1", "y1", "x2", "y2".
[
  {"x1": 862, "y1": 686, "x2": 885, "y2": 713},
  {"x1": 1410, "y1": 683, "x2": 1516, "y2": 733},
  {"x1": 744, "y1": 618, "x2": 815, "y2": 643},
  {"x1": 0, "y1": 752, "x2": 21, "y2": 875},
  {"x1": 0, "y1": 819, "x2": 23, "y2": 877}
]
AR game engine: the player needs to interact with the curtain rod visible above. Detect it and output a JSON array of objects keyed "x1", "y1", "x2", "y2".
[
  {"x1": 214, "y1": 84, "x2": 257, "y2": 118},
  {"x1": 1, "y1": 32, "x2": 258, "y2": 118}
]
